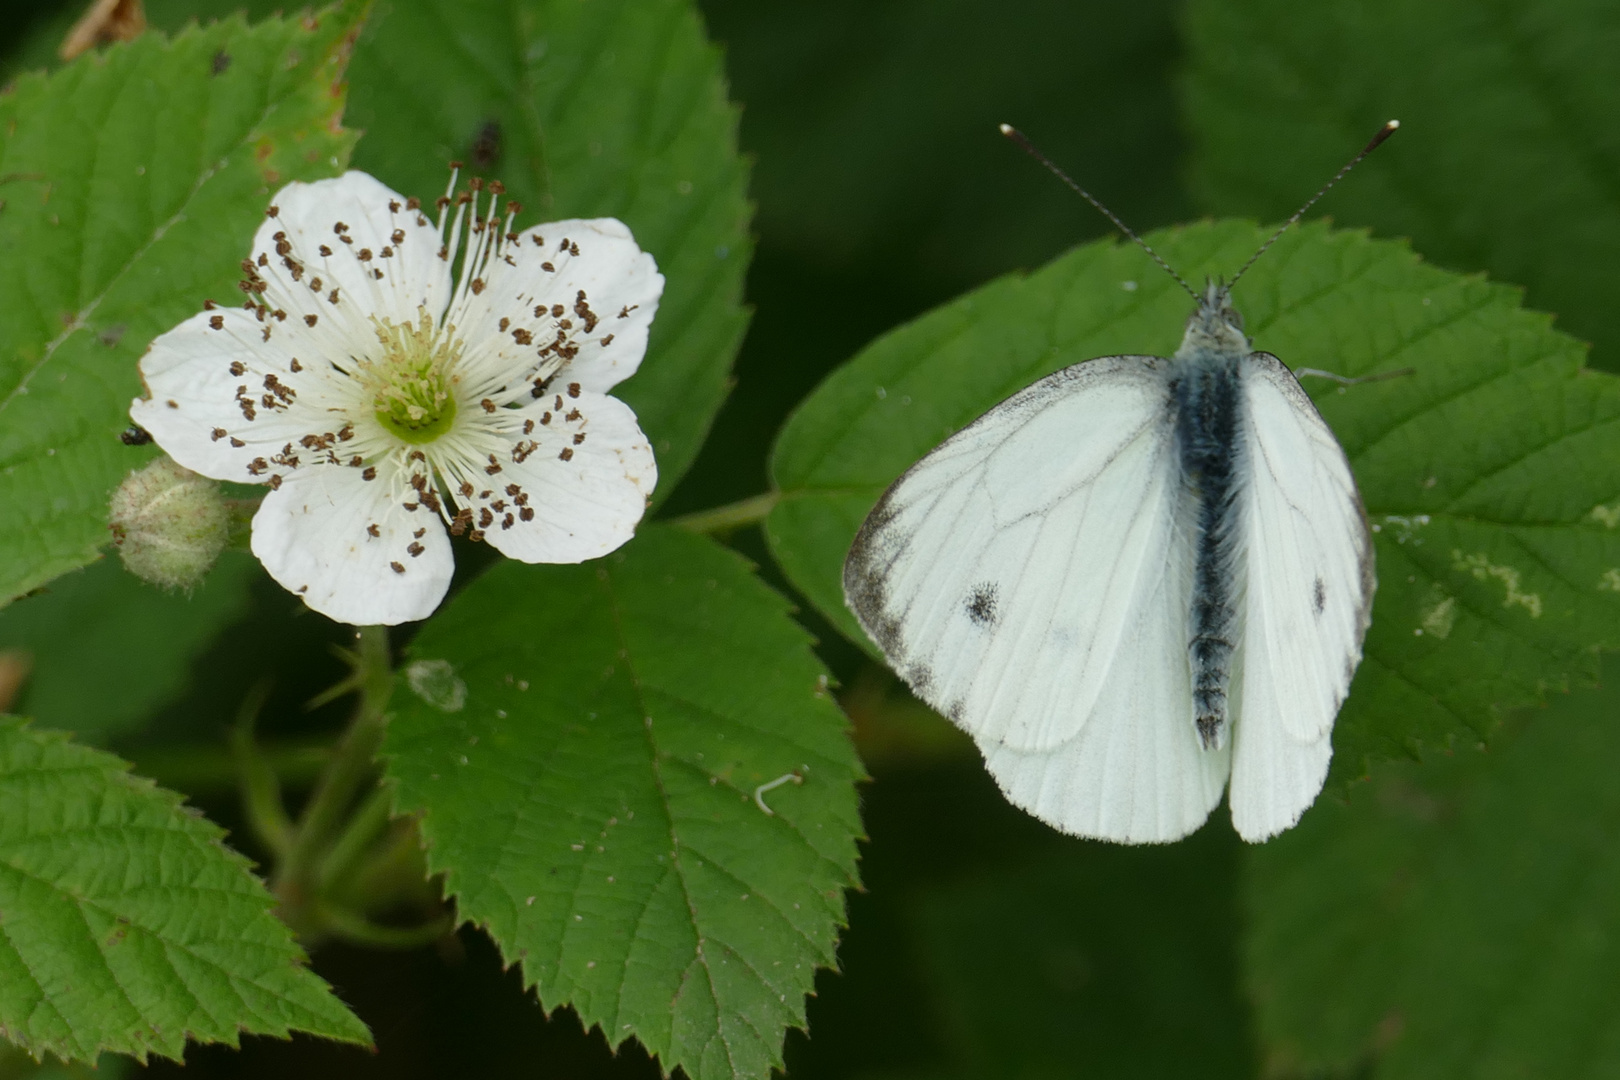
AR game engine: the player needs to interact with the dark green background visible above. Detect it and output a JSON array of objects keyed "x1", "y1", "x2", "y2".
[{"x1": 1, "y1": 0, "x2": 1613, "y2": 1077}]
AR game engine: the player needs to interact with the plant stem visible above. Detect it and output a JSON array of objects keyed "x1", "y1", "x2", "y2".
[
  {"x1": 274, "y1": 624, "x2": 394, "y2": 938},
  {"x1": 316, "y1": 903, "x2": 454, "y2": 950},
  {"x1": 316, "y1": 785, "x2": 395, "y2": 893},
  {"x1": 231, "y1": 681, "x2": 293, "y2": 857},
  {"x1": 665, "y1": 491, "x2": 779, "y2": 535},
  {"x1": 133, "y1": 740, "x2": 332, "y2": 792}
]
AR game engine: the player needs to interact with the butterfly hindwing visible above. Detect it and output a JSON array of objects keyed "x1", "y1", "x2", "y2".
[{"x1": 1229, "y1": 353, "x2": 1375, "y2": 840}]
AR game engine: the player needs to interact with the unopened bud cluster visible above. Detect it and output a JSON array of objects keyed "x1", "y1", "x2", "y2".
[{"x1": 108, "y1": 457, "x2": 228, "y2": 590}]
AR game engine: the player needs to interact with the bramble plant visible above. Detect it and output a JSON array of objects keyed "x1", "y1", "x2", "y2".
[{"x1": 2, "y1": 1, "x2": 1619, "y2": 1078}]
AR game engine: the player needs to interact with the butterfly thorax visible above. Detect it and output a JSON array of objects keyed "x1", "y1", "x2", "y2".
[{"x1": 1169, "y1": 282, "x2": 1252, "y2": 751}]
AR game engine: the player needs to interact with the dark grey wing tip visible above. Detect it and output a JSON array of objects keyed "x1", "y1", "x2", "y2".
[{"x1": 842, "y1": 488, "x2": 908, "y2": 663}]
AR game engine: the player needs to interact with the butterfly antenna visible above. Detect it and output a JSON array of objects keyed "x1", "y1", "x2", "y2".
[
  {"x1": 1000, "y1": 123, "x2": 1198, "y2": 302},
  {"x1": 1227, "y1": 120, "x2": 1400, "y2": 290}
]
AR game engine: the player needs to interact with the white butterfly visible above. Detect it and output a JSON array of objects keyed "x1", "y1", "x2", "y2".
[{"x1": 842, "y1": 123, "x2": 1397, "y2": 844}]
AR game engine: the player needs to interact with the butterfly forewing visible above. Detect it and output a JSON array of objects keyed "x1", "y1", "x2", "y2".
[
  {"x1": 1229, "y1": 354, "x2": 1375, "y2": 840},
  {"x1": 845, "y1": 354, "x2": 1233, "y2": 841}
]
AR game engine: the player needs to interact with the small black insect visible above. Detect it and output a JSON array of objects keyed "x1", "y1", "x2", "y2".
[
  {"x1": 212, "y1": 50, "x2": 231, "y2": 75},
  {"x1": 470, "y1": 120, "x2": 502, "y2": 169},
  {"x1": 120, "y1": 425, "x2": 152, "y2": 446}
]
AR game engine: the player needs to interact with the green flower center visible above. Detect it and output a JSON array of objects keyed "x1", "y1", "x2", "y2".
[{"x1": 365, "y1": 309, "x2": 464, "y2": 445}]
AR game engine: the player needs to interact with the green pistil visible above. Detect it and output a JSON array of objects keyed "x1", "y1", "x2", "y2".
[
  {"x1": 376, "y1": 390, "x2": 457, "y2": 444},
  {"x1": 366, "y1": 309, "x2": 463, "y2": 446}
]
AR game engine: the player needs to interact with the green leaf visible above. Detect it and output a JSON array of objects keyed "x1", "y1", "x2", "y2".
[
  {"x1": 0, "y1": 3, "x2": 364, "y2": 607},
  {"x1": 0, "y1": 716, "x2": 369, "y2": 1063},
  {"x1": 766, "y1": 219, "x2": 1620, "y2": 784},
  {"x1": 1243, "y1": 681, "x2": 1620, "y2": 1078},
  {"x1": 384, "y1": 525, "x2": 862, "y2": 1080},
  {"x1": 1180, "y1": 0, "x2": 1620, "y2": 370},
  {"x1": 344, "y1": 0, "x2": 752, "y2": 506},
  {"x1": 0, "y1": 553, "x2": 255, "y2": 743}
]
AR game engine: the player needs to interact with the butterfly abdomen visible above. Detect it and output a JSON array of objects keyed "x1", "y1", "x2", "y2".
[{"x1": 1171, "y1": 349, "x2": 1249, "y2": 750}]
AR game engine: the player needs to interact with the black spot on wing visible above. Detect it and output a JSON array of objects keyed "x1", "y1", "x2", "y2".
[
  {"x1": 1313, "y1": 576, "x2": 1326, "y2": 616},
  {"x1": 965, "y1": 582, "x2": 999, "y2": 626}
]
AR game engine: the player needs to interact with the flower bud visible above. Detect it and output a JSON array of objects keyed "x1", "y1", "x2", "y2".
[{"x1": 108, "y1": 458, "x2": 229, "y2": 590}]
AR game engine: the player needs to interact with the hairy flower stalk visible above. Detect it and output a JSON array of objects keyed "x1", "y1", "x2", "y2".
[{"x1": 132, "y1": 169, "x2": 662, "y2": 624}]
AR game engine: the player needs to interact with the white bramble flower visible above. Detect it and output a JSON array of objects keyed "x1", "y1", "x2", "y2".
[{"x1": 131, "y1": 170, "x2": 661, "y2": 626}]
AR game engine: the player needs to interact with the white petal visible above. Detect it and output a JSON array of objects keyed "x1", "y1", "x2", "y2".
[
  {"x1": 254, "y1": 172, "x2": 453, "y2": 344},
  {"x1": 133, "y1": 307, "x2": 348, "y2": 484},
  {"x1": 251, "y1": 464, "x2": 453, "y2": 626},
  {"x1": 476, "y1": 390, "x2": 655, "y2": 564},
  {"x1": 453, "y1": 218, "x2": 663, "y2": 395}
]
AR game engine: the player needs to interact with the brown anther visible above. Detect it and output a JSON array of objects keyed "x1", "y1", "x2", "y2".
[
  {"x1": 319, "y1": 244, "x2": 332, "y2": 256},
  {"x1": 211, "y1": 427, "x2": 227, "y2": 441},
  {"x1": 408, "y1": 542, "x2": 425, "y2": 557},
  {"x1": 481, "y1": 398, "x2": 497, "y2": 414},
  {"x1": 230, "y1": 437, "x2": 245, "y2": 447},
  {"x1": 520, "y1": 507, "x2": 534, "y2": 521},
  {"x1": 559, "y1": 447, "x2": 574, "y2": 461},
  {"x1": 290, "y1": 358, "x2": 303, "y2": 372},
  {"x1": 522, "y1": 419, "x2": 535, "y2": 434},
  {"x1": 567, "y1": 383, "x2": 581, "y2": 398},
  {"x1": 540, "y1": 261, "x2": 554, "y2": 271},
  {"x1": 573, "y1": 432, "x2": 586, "y2": 445},
  {"x1": 499, "y1": 317, "x2": 510, "y2": 332},
  {"x1": 268, "y1": 474, "x2": 282, "y2": 490},
  {"x1": 550, "y1": 304, "x2": 565, "y2": 317},
  {"x1": 367, "y1": 523, "x2": 380, "y2": 537},
  {"x1": 362, "y1": 466, "x2": 377, "y2": 481},
  {"x1": 229, "y1": 360, "x2": 246, "y2": 375},
  {"x1": 389, "y1": 200, "x2": 401, "y2": 213},
  {"x1": 470, "y1": 278, "x2": 485, "y2": 295},
  {"x1": 391, "y1": 561, "x2": 405, "y2": 574},
  {"x1": 358, "y1": 248, "x2": 373, "y2": 261},
  {"x1": 407, "y1": 196, "x2": 421, "y2": 211}
]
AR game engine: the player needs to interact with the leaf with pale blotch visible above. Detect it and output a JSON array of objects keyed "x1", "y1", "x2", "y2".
[
  {"x1": 0, "y1": 717, "x2": 369, "y2": 1063},
  {"x1": 385, "y1": 526, "x2": 862, "y2": 1080},
  {"x1": 766, "y1": 220, "x2": 1620, "y2": 787},
  {"x1": 0, "y1": 2, "x2": 363, "y2": 607}
]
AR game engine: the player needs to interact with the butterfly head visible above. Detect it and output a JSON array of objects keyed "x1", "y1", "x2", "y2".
[{"x1": 1176, "y1": 280, "x2": 1251, "y2": 360}]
